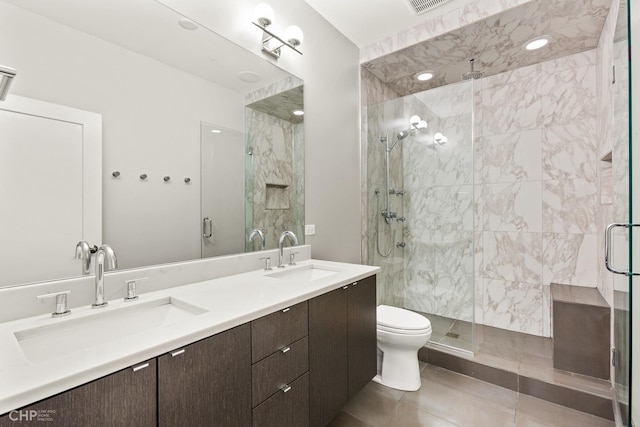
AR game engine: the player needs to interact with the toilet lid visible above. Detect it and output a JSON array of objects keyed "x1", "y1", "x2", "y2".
[{"x1": 377, "y1": 305, "x2": 431, "y2": 331}]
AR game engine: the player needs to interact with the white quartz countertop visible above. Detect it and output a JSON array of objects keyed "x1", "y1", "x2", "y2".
[{"x1": 0, "y1": 259, "x2": 379, "y2": 415}]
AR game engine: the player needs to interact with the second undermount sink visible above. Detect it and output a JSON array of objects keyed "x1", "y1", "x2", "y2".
[
  {"x1": 14, "y1": 297, "x2": 207, "y2": 364},
  {"x1": 267, "y1": 264, "x2": 342, "y2": 282}
]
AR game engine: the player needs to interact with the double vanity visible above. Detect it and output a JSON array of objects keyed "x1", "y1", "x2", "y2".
[{"x1": 0, "y1": 247, "x2": 379, "y2": 426}]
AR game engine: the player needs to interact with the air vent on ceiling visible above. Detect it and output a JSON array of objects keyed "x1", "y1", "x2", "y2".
[{"x1": 405, "y1": 0, "x2": 453, "y2": 15}]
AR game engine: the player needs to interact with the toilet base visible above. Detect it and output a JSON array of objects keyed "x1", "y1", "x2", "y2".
[{"x1": 374, "y1": 349, "x2": 422, "y2": 391}]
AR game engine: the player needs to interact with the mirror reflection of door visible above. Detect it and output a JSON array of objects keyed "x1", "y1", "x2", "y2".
[
  {"x1": 0, "y1": 96, "x2": 101, "y2": 287},
  {"x1": 200, "y1": 123, "x2": 245, "y2": 258}
]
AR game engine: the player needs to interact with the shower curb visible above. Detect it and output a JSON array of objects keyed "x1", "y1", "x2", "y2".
[{"x1": 419, "y1": 346, "x2": 615, "y2": 421}]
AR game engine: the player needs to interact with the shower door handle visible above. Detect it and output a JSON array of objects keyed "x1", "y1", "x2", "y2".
[
  {"x1": 203, "y1": 217, "x2": 213, "y2": 239},
  {"x1": 605, "y1": 223, "x2": 640, "y2": 276}
]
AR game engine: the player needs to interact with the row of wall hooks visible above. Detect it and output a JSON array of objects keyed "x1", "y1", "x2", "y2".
[{"x1": 111, "y1": 171, "x2": 191, "y2": 183}]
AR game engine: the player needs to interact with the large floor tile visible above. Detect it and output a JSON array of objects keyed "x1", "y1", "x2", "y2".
[
  {"x1": 326, "y1": 411, "x2": 376, "y2": 427},
  {"x1": 401, "y1": 377, "x2": 516, "y2": 426},
  {"x1": 515, "y1": 394, "x2": 614, "y2": 427},
  {"x1": 382, "y1": 402, "x2": 460, "y2": 427},
  {"x1": 342, "y1": 382, "x2": 403, "y2": 426}
]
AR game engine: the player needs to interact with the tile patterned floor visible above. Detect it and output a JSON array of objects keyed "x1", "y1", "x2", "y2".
[{"x1": 327, "y1": 363, "x2": 615, "y2": 427}]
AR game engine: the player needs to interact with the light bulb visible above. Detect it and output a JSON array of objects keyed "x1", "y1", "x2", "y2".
[
  {"x1": 284, "y1": 25, "x2": 304, "y2": 47},
  {"x1": 409, "y1": 115, "x2": 421, "y2": 126},
  {"x1": 254, "y1": 3, "x2": 274, "y2": 26},
  {"x1": 416, "y1": 120, "x2": 428, "y2": 130}
]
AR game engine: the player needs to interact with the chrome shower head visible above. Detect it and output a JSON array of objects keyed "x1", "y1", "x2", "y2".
[
  {"x1": 397, "y1": 130, "x2": 409, "y2": 140},
  {"x1": 461, "y1": 58, "x2": 483, "y2": 81}
]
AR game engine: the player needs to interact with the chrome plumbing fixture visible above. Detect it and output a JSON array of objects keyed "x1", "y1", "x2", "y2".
[
  {"x1": 92, "y1": 245, "x2": 118, "y2": 309},
  {"x1": 37, "y1": 290, "x2": 71, "y2": 317},
  {"x1": 75, "y1": 240, "x2": 95, "y2": 276},
  {"x1": 396, "y1": 216, "x2": 406, "y2": 222},
  {"x1": 249, "y1": 229, "x2": 266, "y2": 251},
  {"x1": 278, "y1": 231, "x2": 298, "y2": 268},
  {"x1": 124, "y1": 277, "x2": 147, "y2": 301},
  {"x1": 0, "y1": 65, "x2": 16, "y2": 101},
  {"x1": 259, "y1": 256, "x2": 273, "y2": 271},
  {"x1": 289, "y1": 251, "x2": 299, "y2": 265},
  {"x1": 396, "y1": 242, "x2": 406, "y2": 248}
]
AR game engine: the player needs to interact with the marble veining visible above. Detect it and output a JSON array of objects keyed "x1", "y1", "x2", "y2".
[
  {"x1": 361, "y1": 0, "x2": 610, "y2": 97},
  {"x1": 363, "y1": 1, "x2": 613, "y2": 337}
]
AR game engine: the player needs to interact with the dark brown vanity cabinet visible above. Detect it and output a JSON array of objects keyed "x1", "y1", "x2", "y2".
[
  {"x1": 251, "y1": 301, "x2": 309, "y2": 427},
  {"x1": 0, "y1": 359, "x2": 157, "y2": 427},
  {"x1": 309, "y1": 275, "x2": 377, "y2": 427},
  {"x1": 1, "y1": 274, "x2": 376, "y2": 427},
  {"x1": 158, "y1": 324, "x2": 252, "y2": 427}
]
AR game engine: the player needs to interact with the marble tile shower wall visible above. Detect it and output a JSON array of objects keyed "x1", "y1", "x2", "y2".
[
  {"x1": 476, "y1": 50, "x2": 599, "y2": 336},
  {"x1": 365, "y1": 96, "x2": 407, "y2": 307},
  {"x1": 361, "y1": 69, "x2": 404, "y2": 307},
  {"x1": 364, "y1": 50, "x2": 603, "y2": 337},
  {"x1": 360, "y1": 0, "x2": 532, "y2": 63},
  {"x1": 245, "y1": 108, "x2": 305, "y2": 250}
]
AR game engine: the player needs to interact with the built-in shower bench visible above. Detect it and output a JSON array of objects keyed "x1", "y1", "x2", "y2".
[{"x1": 550, "y1": 282, "x2": 610, "y2": 380}]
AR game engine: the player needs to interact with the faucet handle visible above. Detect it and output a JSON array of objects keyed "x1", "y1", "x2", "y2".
[
  {"x1": 259, "y1": 257, "x2": 272, "y2": 271},
  {"x1": 37, "y1": 291, "x2": 71, "y2": 318},
  {"x1": 124, "y1": 277, "x2": 148, "y2": 301},
  {"x1": 289, "y1": 252, "x2": 299, "y2": 266}
]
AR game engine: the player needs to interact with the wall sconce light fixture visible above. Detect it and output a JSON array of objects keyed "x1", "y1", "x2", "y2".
[
  {"x1": 0, "y1": 65, "x2": 17, "y2": 102},
  {"x1": 434, "y1": 132, "x2": 448, "y2": 145},
  {"x1": 409, "y1": 115, "x2": 428, "y2": 131},
  {"x1": 252, "y1": 3, "x2": 303, "y2": 60}
]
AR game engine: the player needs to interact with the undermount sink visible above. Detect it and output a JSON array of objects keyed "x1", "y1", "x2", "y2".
[
  {"x1": 14, "y1": 297, "x2": 207, "y2": 363},
  {"x1": 267, "y1": 264, "x2": 342, "y2": 282}
]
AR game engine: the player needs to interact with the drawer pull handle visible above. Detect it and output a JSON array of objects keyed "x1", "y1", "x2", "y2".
[
  {"x1": 282, "y1": 307, "x2": 290, "y2": 313},
  {"x1": 343, "y1": 286, "x2": 349, "y2": 290},
  {"x1": 281, "y1": 346, "x2": 291, "y2": 354},
  {"x1": 171, "y1": 349, "x2": 185, "y2": 357},
  {"x1": 352, "y1": 281, "x2": 358, "y2": 285},
  {"x1": 132, "y1": 363, "x2": 149, "y2": 372},
  {"x1": 281, "y1": 385, "x2": 292, "y2": 393}
]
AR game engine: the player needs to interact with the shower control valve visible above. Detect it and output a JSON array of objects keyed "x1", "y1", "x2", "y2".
[
  {"x1": 396, "y1": 216, "x2": 406, "y2": 222},
  {"x1": 396, "y1": 242, "x2": 406, "y2": 248}
]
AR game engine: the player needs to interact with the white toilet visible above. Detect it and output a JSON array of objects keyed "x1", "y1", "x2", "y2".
[{"x1": 373, "y1": 305, "x2": 432, "y2": 391}]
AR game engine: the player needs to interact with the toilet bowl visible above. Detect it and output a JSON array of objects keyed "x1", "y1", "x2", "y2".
[{"x1": 373, "y1": 305, "x2": 431, "y2": 391}]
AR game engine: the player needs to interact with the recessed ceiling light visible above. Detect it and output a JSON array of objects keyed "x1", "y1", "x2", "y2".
[
  {"x1": 292, "y1": 110, "x2": 304, "y2": 116},
  {"x1": 211, "y1": 129, "x2": 222, "y2": 134},
  {"x1": 178, "y1": 18, "x2": 198, "y2": 31},
  {"x1": 525, "y1": 36, "x2": 550, "y2": 51},
  {"x1": 237, "y1": 71, "x2": 261, "y2": 83},
  {"x1": 416, "y1": 71, "x2": 434, "y2": 81}
]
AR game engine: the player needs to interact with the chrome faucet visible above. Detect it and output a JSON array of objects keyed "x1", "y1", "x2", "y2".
[
  {"x1": 75, "y1": 240, "x2": 93, "y2": 275},
  {"x1": 277, "y1": 231, "x2": 298, "y2": 268},
  {"x1": 248, "y1": 229, "x2": 266, "y2": 251},
  {"x1": 92, "y1": 245, "x2": 118, "y2": 309}
]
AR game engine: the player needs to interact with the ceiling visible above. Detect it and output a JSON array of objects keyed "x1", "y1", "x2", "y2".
[
  {"x1": 1, "y1": 0, "x2": 292, "y2": 94},
  {"x1": 304, "y1": 0, "x2": 473, "y2": 48},
  {"x1": 361, "y1": 0, "x2": 611, "y2": 97}
]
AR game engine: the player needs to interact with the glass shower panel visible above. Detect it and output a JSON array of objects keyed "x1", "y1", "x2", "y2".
[
  {"x1": 611, "y1": 0, "x2": 631, "y2": 422},
  {"x1": 366, "y1": 79, "x2": 475, "y2": 353},
  {"x1": 402, "y1": 80, "x2": 475, "y2": 352}
]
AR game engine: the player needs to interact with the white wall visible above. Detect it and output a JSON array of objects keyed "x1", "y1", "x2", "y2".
[
  {"x1": 0, "y1": 1, "x2": 245, "y2": 269},
  {"x1": 160, "y1": 0, "x2": 363, "y2": 263}
]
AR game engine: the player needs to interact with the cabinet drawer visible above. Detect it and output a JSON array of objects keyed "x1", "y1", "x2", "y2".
[
  {"x1": 252, "y1": 336, "x2": 308, "y2": 406},
  {"x1": 253, "y1": 372, "x2": 309, "y2": 427},
  {"x1": 252, "y1": 301, "x2": 308, "y2": 363}
]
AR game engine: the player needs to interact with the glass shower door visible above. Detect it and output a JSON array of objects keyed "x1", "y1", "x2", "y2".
[{"x1": 607, "y1": 0, "x2": 631, "y2": 423}]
